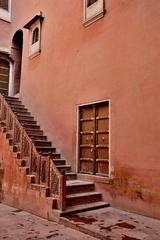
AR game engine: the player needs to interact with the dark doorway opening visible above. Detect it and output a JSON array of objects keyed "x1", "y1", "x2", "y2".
[{"x1": 11, "y1": 29, "x2": 23, "y2": 95}]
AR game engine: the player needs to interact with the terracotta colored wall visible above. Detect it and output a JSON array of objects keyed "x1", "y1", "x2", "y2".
[
  {"x1": 0, "y1": 130, "x2": 60, "y2": 221},
  {"x1": 1, "y1": 0, "x2": 160, "y2": 218},
  {"x1": 0, "y1": 19, "x2": 11, "y2": 49}
]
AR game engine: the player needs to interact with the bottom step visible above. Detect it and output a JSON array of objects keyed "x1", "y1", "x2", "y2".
[{"x1": 60, "y1": 201, "x2": 109, "y2": 216}]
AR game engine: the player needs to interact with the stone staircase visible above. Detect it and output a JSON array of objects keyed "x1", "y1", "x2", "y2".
[{"x1": 1, "y1": 96, "x2": 109, "y2": 216}]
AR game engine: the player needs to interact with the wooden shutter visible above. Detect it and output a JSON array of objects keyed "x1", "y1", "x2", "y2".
[{"x1": 0, "y1": 59, "x2": 9, "y2": 95}]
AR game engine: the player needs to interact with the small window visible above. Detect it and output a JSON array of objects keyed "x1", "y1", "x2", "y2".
[
  {"x1": 32, "y1": 27, "x2": 39, "y2": 45},
  {"x1": 87, "y1": 0, "x2": 98, "y2": 7},
  {"x1": 83, "y1": 0, "x2": 104, "y2": 26},
  {"x1": 23, "y1": 13, "x2": 44, "y2": 58},
  {"x1": 0, "y1": 0, "x2": 11, "y2": 22}
]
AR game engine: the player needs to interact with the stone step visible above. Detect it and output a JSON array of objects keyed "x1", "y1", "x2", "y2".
[
  {"x1": 31, "y1": 184, "x2": 50, "y2": 196},
  {"x1": 11, "y1": 106, "x2": 28, "y2": 111},
  {"x1": 5, "y1": 96, "x2": 21, "y2": 102},
  {"x1": 5, "y1": 96, "x2": 19, "y2": 101},
  {"x1": 16, "y1": 111, "x2": 31, "y2": 116},
  {"x1": 66, "y1": 191, "x2": 102, "y2": 207},
  {"x1": 19, "y1": 166, "x2": 30, "y2": 175},
  {"x1": 17, "y1": 115, "x2": 34, "y2": 121},
  {"x1": 16, "y1": 159, "x2": 26, "y2": 167},
  {"x1": 5, "y1": 99, "x2": 22, "y2": 105},
  {"x1": 36, "y1": 146, "x2": 56, "y2": 153},
  {"x1": 34, "y1": 140, "x2": 52, "y2": 147},
  {"x1": 60, "y1": 201, "x2": 110, "y2": 216},
  {"x1": 53, "y1": 159, "x2": 66, "y2": 166},
  {"x1": 26, "y1": 129, "x2": 44, "y2": 135},
  {"x1": 65, "y1": 172, "x2": 77, "y2": 180},
  {"x1": 66, "y1": 180, "x2": 95, "y2": 195},
  {"x1": 42, "y1": 152, "x2": 61, "y2": 159},
  {"x1": 57, "y1": 165, "x2": 71, "y2": 173},
  {"x1": 22, "y1": 123, "x2": 41, "y2": 130},
  {"x1": 19, "y1": 119, "x2": 37, "y2": 125},
  {"x1": 10, "y1": 103, "x2": 25, "y2": 109},
  {"x1": 28, "y1": 134, "x2": 47, "y2": 141}
]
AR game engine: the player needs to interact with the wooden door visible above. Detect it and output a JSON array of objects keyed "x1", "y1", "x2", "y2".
[
  {"x1": 0, "y1": 59, "x2": 9, "y2": 96},
  {"x1": 79, "y1": 101, "x2": 109, "y2": 176}
]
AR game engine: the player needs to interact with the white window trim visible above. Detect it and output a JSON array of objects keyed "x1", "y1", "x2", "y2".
[
  {"x1": 29, "y1": 20, "x2": 41, "y2": 58},
  {"x1": 83, "y1": 0, "x2": 104, "y2": 27},
  {"x1": 0, "y1": 0, "x2": 11, "y2": 22}
]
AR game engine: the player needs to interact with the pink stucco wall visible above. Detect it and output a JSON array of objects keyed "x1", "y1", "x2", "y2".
[
  {"x1": 1, "y1": 0, "x2": 160, "y2": 218},
  {"x1": 0, "y1": 20, "x2": 11, "y2": 49}
]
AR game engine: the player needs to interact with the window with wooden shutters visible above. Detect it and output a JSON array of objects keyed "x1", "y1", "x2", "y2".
[
  {"x1": 83, "y1": 0, "x2": 104, "y2": 26},
  {"x1": 0, "y1": 0, "x2": 11, "y2": 22},
  {"x1": 0, "y1": 59, "x2": 9, "y2": 96},
  {"x1": 79, "y1": 101, "x2": 110, "y2": 177}
]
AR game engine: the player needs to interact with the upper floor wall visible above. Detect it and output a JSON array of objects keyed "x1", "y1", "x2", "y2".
[{"x1": 0, "y1": 0, "x2": 12, "y2": 52}]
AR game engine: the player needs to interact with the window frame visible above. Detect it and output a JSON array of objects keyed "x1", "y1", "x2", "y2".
[
  {"x1": 77, "y1": 99, "x2": 111, "y2": 177},
  {"x1": 32, "y1": 27, "x2": 39, "y2": 45},
  {"x1": 0, "y1": 0, "x2": 11, "y2": 22},
  {"x1": 29, "y1": 20, "x2": 41, "y2": 58},
  {"x1": 83, "y1": 0, "x2": 104, "y2": 27}
]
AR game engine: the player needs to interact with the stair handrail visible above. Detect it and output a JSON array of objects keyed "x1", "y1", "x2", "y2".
[{"x1": 0, "y1": 94, "x2": 66, "y2": 211}]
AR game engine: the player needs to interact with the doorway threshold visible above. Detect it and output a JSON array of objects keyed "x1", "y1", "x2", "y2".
[{"x1": 77, "y1": 173, "x2": 110, "y2": 185}]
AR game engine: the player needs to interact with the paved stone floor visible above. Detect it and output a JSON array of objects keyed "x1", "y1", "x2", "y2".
[
  {"x1": 0, "y1": 204, "x2": 97, "y2": 240},
  {"x1": 0, "y1": 204, "x2": 160, "y2": 240},
  {"x1": 62, "y1": 207, "x2": 160, "y2": 240}
]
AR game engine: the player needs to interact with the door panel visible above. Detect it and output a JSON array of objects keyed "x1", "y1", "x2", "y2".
[
  {"x1": 81, "y1": 133, "x2": 94, "y2": 144},
  {"x1": 79, "y1": 101, "x2": 109, "y2": 176},
  {"x1": 0, "y1": 59, "x2": 9, "y2": 96},
  {"x1": 95, "y1": 102, "x2": 109, "y2": 176},
  {"x1": 96, "y1": 159, "x2": 109, "y2": 176},
  {"x1": 97, "y1": 133, "x2": 109, "y2": 145},
  {"x1": 97, "y1": 119, "x2": 109, "y2": 131},
  {"x1": 81, "y1": 105, "x2": 94, "y2": 119},
  {"x1": 81, "y1": 120, "x2": 94, "y2": 132},
  {"x1": 79, "y1": 105, "x2": 95, "y2": 174}
]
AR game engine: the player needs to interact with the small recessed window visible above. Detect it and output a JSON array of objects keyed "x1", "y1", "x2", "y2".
[
  {"x1": 32, "y1": 27, "x2": 39, "y2": 45},
  {"x1": 0, "y1": 0, "x2": 11, "y2": 22},
  {"x1": 83, "y1": 0, "x2": 104, "y2": 26},
  {"x1": 87, "y1": 0, "x2": 98, "y2": 7},
  {"x1": 23, "y1": 13, "x2": 44, "y2": 58}
]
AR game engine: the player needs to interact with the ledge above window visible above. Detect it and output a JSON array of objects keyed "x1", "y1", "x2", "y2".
[
  {"x1": 83, "y1": 0, "x2": 104, "y2": 27},
  {"x1": 0, "y1": 0, "x2": 11, "y2": 22}
]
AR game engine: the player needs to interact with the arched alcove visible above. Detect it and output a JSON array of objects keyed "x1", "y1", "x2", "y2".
[{"x1": 11, "y1": 29, "x2": 23, "y2": 95}]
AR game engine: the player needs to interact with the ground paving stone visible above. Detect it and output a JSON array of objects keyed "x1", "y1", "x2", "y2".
[
  {"x1": 0, "y1": 204, "x2": 97, "y2": 240},
  {"x1": 1, "y1": 204, "x2": 160, "y2": 240},
  {"x1": 62, "y1": 207, "x2": 160, "y2": 240}
]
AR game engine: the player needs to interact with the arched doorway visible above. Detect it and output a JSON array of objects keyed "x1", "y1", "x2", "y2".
[
  {"x1": 0, "y1": 58, "x2": 9, "y2": 96},
  {"x1": 11, "y1": 30, "x2": 23, "y2": 95}
]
